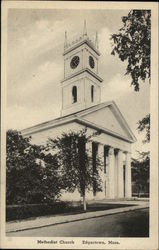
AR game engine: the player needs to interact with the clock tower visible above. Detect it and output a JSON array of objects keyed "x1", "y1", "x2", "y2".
[{"x1": 61, "y1": 21, "x2": 103, "y2": 116}]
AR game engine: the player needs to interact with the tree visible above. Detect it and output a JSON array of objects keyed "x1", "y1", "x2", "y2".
[
  {"x1": 137, "y1": 114, "x2": 150, "y2": 143},
  {"x1": 131, "y1": 151, "x2": 149, "y2": 197},
  {"x1": 6, "y1": 130, "x2": 61, "y2": 204},
  {"x1": 40, "y1": 152, "x2": 63, "y2": 203},
  {"x1": 111, "y1": 10, "x2": 150, "y2": 139},
  {"x1": 111, "y1": 10, "x2": 150, "y2": 140},
  {"x1": 135, "y1": 113, "x2": 150, "y2": 196},
  {"x1": 47, "y1": 129, "x2": 102, "y2": 211},
  {"x1": 111, "y1": 10, "x2": 151, "y2": 91},
  {"x1": 111, "y1": 10, "x2": 151, "y2": 197}
]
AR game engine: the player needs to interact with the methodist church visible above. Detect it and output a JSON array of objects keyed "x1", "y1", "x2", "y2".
[{"x1": 22, "y1": 22, "x2": 136, "y2": 201}]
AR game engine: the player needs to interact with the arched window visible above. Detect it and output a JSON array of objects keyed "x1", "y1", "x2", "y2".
[
  {"x1": 91, "y1": 85, "x2": 94, "y2": 102},
  {"x1": 72, "y1": 86, "x2": 77, "y2": 103}
]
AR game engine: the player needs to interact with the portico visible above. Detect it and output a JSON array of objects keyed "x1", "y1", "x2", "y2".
[{"x1": 87, "y1": 141, "x2": 132, "y2": 199}]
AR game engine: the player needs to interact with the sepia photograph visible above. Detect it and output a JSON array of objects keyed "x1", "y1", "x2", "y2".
[{"x1": 1, "y1": 1, "x2": 158, "y2": 249}]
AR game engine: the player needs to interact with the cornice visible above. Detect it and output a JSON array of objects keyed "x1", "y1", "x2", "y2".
[
  {"x1": 61, "y1": 68, "x2": 103, "y2": 84},
  {"x1": 63, "y1": 39, "x2": 100, "y2": 56},
  {"x1": 21, "y1": 115, "x2": 134, "y2": 143}
]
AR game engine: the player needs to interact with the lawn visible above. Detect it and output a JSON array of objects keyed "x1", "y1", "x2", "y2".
[{"x1": 6, "y1": 201, "x2": 134, "y2": 222}]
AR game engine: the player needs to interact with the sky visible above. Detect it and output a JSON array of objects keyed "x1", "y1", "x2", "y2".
[{"x1": 7, "y1": 8, "x2": 150, "y2": 157}]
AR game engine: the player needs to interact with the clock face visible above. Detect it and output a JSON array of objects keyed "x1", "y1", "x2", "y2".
[
  {"x1": 70, "y1": 56, "x2": 80, "y2": 69},
  {"x1": 89, "y1": 56, "x2": 95, "y2": 69}
]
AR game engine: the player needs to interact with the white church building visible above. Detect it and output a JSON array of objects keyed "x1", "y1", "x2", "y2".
[{"x1": 22, "y1": 23, "x2": 136, "y2": 201}]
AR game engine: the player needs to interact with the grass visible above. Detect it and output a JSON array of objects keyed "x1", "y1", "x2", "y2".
[
  {"x1": 63, "y1": 202, "x2": 134, "y2": 215},
  {"x1": 7, "y1": 202, "x2": 135, "y2": 222}
]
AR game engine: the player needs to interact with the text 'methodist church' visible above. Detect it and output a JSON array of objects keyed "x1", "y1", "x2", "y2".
[{"x1": 22, "y1": 22, "x2": 136, "y2": 201}]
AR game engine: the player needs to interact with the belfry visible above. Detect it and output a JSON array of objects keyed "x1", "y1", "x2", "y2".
[
  {"x1": 22, "y1": 21, "x2": 136, "y2": 201},
  {"x1": 61, "y1": 21, "x2": 102, "y2": 116}
]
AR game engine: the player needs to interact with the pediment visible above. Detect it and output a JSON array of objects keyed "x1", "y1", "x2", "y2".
[
  {"x1": 22, "y1": 101, "x2": 136, "y2": 143},
  {"x1": 79, "y1": 102, "x2": 136, "y2": 142}
]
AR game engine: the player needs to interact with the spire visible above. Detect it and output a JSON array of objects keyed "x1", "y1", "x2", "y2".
[
  {"x1": 83, "y1": 19, "x2": 87, "y2": 37},
  {"x1": 95, "y1": 31, "x2": 99, "y2": 49},
  {"x1": 64, "y1": 31, "x2": 68, "y2": 49}
]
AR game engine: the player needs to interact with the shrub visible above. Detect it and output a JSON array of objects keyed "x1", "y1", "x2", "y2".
[
  {"x1": 6, "y1": 202, "x2": 70, "y2": 221},
  {"x1": 6, "y1": 130, "x2": 62, "y2": 205}
]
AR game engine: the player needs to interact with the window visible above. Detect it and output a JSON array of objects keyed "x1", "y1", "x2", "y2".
[
  {"x1": 91, "y1": 85, "x2": 94, "y2": 102},
  {"x1": 72, "y1": 86, "x2": 77, "y2": 103}
]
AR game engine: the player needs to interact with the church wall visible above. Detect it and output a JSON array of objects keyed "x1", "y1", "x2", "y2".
[
  {"x1": 83, "y1": 46, "x2": 98, "y2": 74},
  {"x1": 84, "y1": 78, "x2": 101, "y2": 107},
  {"x1": 27, "y1": 122, "x2": 98, "y2": 201},
  {"x1": 62, "y1": 78, "x2": 85, "y2": 109},
  {"x1": 29, "y1": 120, "x2": 131, "y2": 153},
  {"x1": 60, "y1": 189, "x2": 95, "y2": 202},
  {"x1": 61, "y1": 76, "x2": 101, "y2": 115},
  {"x1": 64, "y1": 43, "x2": 98, "y2": 79},
  {"x1": 64, "y1": 49, "x2": 83, "y2": 78},
  {"x1": 29, "y1": 122, "x2": 84, "y2": 145},
  {"x1": 25, "y1": 121, "x2": 131, "y2": 201}
]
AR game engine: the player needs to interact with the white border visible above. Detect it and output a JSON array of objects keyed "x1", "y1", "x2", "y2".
[{"x1": 1, "y1": 1, "x2": 158, "y2": 249}]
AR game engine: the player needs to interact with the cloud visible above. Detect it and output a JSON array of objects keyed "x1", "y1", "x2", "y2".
[
  {"x1": 35, "y1": 19, "x2": 50, "y2": 30},
  {"x1": 101, "y1": 73, "x2": 150, "y2": 142},
  {"x1": 101, "y1": 73, "x2": 133, "y2": 102},
  {"x1": 7, "y1": 103, "x2": 61, "y2": 130},
  {"x1": 98, "y1": 27, "x2": 112, "y2": 55},
  {"x1": 7, "y1": 18, "x2": 67, "y2": 85},
  {"x1": 7, "y1": 17, "x2": 66, "y2": 109},
  {"x1": 8, "y1": 18, "x2": 67, "y2": 54},
  {"x1": 132, "y1": 130, "x2": 150, "y2": 159},
  {"x1": 21, "y1": 60, "x2": 62, "y2": 95}
]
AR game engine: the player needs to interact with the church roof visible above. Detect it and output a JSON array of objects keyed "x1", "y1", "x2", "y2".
[{"x1": 21, "y1": 101, "x2": 136, "y2": 143}]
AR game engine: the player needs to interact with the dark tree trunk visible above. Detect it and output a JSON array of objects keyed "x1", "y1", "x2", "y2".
[
  {"x1": 78, "y1": 137, "x2": 87, "y2": 211},
  {"x1": 92, "y1": 142, "x2": 98, "y2": 197},
  {"x1": 83, "y1": 194, "x2": 87, "y2": 211}
]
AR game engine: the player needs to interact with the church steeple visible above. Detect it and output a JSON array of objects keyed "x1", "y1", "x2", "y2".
[
  {"x1": 83, "y1": 20, "x2": 87, "y2": 37},
  {"x1": 61, "y1": 23, "x2": 103, "y2": 116},
  {"x1": 64, "y1": 31, "x2": 68, "y2": 49},
  {"x1": 95, "y1": 31, "x2": 99, "y2": 49}
]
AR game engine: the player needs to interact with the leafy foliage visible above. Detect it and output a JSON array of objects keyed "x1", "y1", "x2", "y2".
[
  {"x1": 131, "y1": 151, "x2": 149, "y2": 196},
  {"x1": 6, "y1": 130, "x2": 61, "y2": 205},
  {"x1": 111, "y1": 10, "x2": 151, "y2": 143},
  {"x1": 47, "y1": 129, "x2": 102, "y2": 210},
  {"x1": 137, "y1": 114, "x2": 150, "y2": 143},
  {"x1": 111, "y1": 11, "x2": 150, "y2": 197},
  {"x1": 111, "y1": 10, "x2": 151, "y2": 91}
]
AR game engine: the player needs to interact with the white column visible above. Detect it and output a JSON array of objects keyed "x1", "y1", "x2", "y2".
[
  {"x1": 108, "y1": 147, "x2": 115, "y2": 199},
  {"x1": 105, "y1": 147, "x2": 109, "y2": 198},
  {"x1": 117, "y1": 149, "x2": 124, "y2": 198},
  {"x1": 114, "y1": 149, "x2": 118, "y2": 198},
  {"x1": 97, "y1": 144, "x2": 105, "y2": 199},
  {"x1": 125, "y1": 152, "x2": 132, "y2": 198},
  {"x1": 86, "y1": 142, "x2": 92, "y2": 159}
]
